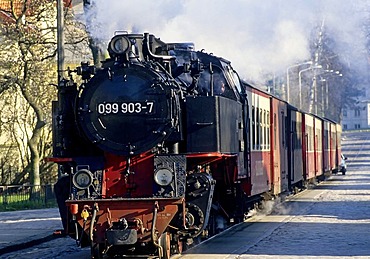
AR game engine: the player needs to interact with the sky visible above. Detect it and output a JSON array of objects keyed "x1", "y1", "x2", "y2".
[{"x1": 80, "y1": 0, "x2": 370, "y2": 83}]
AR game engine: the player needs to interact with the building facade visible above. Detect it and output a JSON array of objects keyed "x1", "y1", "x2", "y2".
[{"x1": 342, "y1": 96, "x2": 370, "y2": 131}]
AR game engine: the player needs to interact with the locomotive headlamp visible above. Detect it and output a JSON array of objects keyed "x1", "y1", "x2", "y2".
[
  {"x1": 154, "y1": 168, "x2": 173, "y2": 186},
  {"x1": 73, "y1": 169, "x2": 93, "y2": 189},
  {"x1": 109, "y1": 35, "x2": 131, "y2": 55}
]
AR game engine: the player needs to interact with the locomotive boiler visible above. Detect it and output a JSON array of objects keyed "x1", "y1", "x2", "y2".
[{"x1": 52, "y1": 32, "x2": 251, "y2": 258}]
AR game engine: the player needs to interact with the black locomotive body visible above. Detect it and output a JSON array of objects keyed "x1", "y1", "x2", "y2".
[
  {"x1": 52, "y1": 32, "x2": 250, "y2": 258},
  {"x1": 51, "y1": 32, "x2": 342, "y2": 258}
]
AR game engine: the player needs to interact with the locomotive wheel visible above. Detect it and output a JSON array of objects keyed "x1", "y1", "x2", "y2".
[
  {"x1": 91, "y1": 242, "x2": 104, "y2": 259},
  {"x1": 159, "y1": 232, "x2": 171, "y2": 259},
  {"x1": 176, "y1": 238, "x2": 183, "y2": 254},
  {"x1": 170, "y1": 234, "x2": 183, "y2": 255}
]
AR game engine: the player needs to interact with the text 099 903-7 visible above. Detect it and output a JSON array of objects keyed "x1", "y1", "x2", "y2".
[{"x1": 97, "y1": 102, "x2": 155, "y2": 115}]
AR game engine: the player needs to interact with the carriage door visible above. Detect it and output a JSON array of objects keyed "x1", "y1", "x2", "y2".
[{"x1": 280, "y1": 109, "x2": 288, "y2": 192}]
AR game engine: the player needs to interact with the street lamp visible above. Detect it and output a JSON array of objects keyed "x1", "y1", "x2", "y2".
[
  {"x1": 298, "y1": 64, "x2": 322, "y2": 109},
  {"x1": 319, "y1": 71, "x2": 343, "y2": 116},
  {"x1": 286, "y1": 61, "x2": 312, "y2": 103}
]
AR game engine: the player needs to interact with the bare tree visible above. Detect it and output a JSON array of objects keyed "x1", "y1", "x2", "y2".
[
  {"x1": 0, "y1": 1, "x2": 93, "y2": 188},
  {"x1": 0, "y1": 0, "x2": 58, "y2": 187},
  {"x1": 305, "y1": 22, "x2": 359, "y2": 122}
]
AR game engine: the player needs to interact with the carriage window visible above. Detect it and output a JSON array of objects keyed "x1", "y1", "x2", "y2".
[
  {"x1": 252, "y1": 106, "x2": 255, "y2": 150},
  {"x1": 324, "y1": 129, "x2": 329, "y2": 149},
  {"x1": 256, "y1": 108, "x2": 260, "y2": 150},
  {"x1": 293, "y1": 121, "x2": 298, "y2": 149},
  {"x1": 317, "y1": 129, "x2": 322, "y2": 150},
  {"x1": 260, "y1": 109, "x2": 263, "y2": 150},
  {"x1": 308, "y1": 126, "x2": 314, "y2": 151},
  {"x1": 263, "y1": 110, "x2": 266, "y2": 150},
  {"x1": 298, "y1": 121, "x2": 302, "y2": 149},
  {"x1": 281, "y1": 112, "x2": 285, "y2": 147},
  {"x1": 267, "y1": 111, "x2": 270, "y2": 149},
  {"x1": 274, "y1": 113, "x2": 277, "y2": 150}
]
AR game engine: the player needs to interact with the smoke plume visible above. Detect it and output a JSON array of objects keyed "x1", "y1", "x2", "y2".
[{"x1": 80, "y1": 0, "x2": 369, "y2": 83}]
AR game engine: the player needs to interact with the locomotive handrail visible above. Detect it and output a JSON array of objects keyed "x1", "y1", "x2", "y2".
[
  {"x1": 196, "y1": 122, "x2": 213, "y2": 126},
  {"x1": 89, "y1": 203, "x2": 98, "y2": 242},
  {"x1": 186, "y1": 152, "x2": 237, "y2": 158},
  {"x1": 151, "y1": 201, "x2": 163, "y2": 259}
]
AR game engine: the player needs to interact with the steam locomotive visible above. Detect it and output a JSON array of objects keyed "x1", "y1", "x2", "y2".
[{"x1": 51, "y1": 32, "x2": 342, "y2": 258}]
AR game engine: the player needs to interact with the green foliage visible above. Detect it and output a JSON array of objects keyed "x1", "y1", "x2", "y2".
[
  {"x1": 0, "y1": 185, "x2": 57, "y2": 211},
  {"x1": 0, "y1": 194, "x2": 57, "y2": 211}
]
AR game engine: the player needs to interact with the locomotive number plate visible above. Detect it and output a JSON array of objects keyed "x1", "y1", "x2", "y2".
[{"x1": 97, "y1": 101, "x2": 155, "y2": 115}]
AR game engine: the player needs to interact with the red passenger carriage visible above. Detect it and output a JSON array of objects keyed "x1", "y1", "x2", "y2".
[
  {"x1": 287, "y1": 105, "x2": 304, "y2": 191},
  {"x1": 270, "y1": 97, "x2": 289, "y2": 195},
  {"x1": 244, "y1": 85, "x2": 271, "y2": 197}
]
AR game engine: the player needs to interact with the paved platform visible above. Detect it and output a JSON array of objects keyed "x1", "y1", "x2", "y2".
[
  {"x1": 0, "y1": 208, "x2": 63, "y2": 255},
  {"x1": 177, "y1": 131, "x2": 370, "y2": 258}
]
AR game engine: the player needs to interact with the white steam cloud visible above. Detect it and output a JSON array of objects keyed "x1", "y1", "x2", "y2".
[{"x1": 81, "y1": 0, "x2": 369, "y2": 83}]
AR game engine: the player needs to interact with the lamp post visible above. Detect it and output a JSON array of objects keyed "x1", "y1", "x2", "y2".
[
  {"x1": 298, "y1": 67, "x2": 310, "y2": 109},
  {"x1": 298, "y1": 65, "x2": 322, "y2": 109},
  {"x1": 319, "y1": 71, "x2": 342, "y2": 116},
  {"x1": 286, "y1": 61, "x2": 312, "y2": 103}
]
